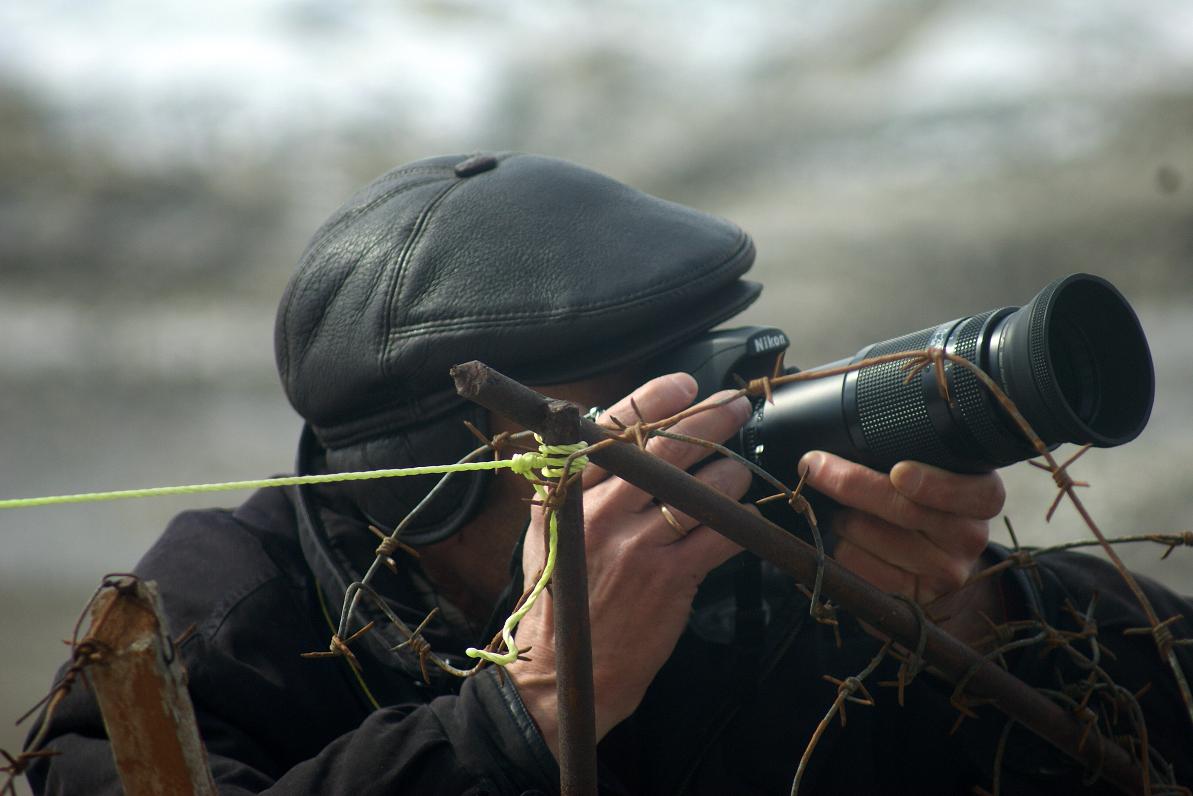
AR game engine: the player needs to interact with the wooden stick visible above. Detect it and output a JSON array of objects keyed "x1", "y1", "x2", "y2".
[{"x1": 86, "y1": 577, "x2": 216, "y2": 796}]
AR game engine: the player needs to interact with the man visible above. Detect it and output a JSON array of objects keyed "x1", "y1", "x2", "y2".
[{"x1": 30, "y1": 153, "x2": 1193, "y2": 793}]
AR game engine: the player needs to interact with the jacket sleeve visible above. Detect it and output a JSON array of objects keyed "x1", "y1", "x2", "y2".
[
  {"x1": 26, "y1": 666, "x2": 557, "y2": 795},
  {"x1": 25, "y1": 506, "x2": 560, "y2": 796}
]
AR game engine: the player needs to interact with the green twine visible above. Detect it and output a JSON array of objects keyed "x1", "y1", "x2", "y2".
[
  {"x1": 467, "y1": 438, "x2": 589, "y2": 667},
  {"x1": 0, "y1": 459, "x2": 547, "y2": 510},
  {"x1": 0, "y1": 436, "x2": 590, "y2": 671}
]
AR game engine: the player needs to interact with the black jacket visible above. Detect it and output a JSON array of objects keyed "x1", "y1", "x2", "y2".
[{"x1": 27, "y1": 485, "x2": 1193, "y2": 794}]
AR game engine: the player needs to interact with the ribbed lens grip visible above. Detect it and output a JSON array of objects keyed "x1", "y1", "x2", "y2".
[
  {"x1": 854, "y1": 326, "x2": 956, "y2": 468},
  {"x1": 948, "y1": 311, "x2": 1035, "y2": 466}
]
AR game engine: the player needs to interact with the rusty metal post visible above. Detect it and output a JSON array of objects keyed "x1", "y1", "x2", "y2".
[
  {"x1": 542, "y1": 400, "x2": 598, "y2": 795},
  {"x1": 452, "y1": 361, "x2": 1145, "y2": 796},
  {"x1": 86, "y1": 577, "x2": 216, "y2": 796}
]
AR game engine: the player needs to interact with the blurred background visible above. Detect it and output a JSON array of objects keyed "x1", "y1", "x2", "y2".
[{"x1": 1, "y1": 0, "x2": 1191, "y2": 784}]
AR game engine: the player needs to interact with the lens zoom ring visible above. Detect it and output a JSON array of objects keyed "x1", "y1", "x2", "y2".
[
  {"x1": 948, "y1": 311, "x2": 1010, "y2": 461},
  {"x1": 1028, "y1": 281, "x2": 1060, "y2": 407},
  {"x1": 856, "y1": 328, "x2": 954, "y2": 463}
]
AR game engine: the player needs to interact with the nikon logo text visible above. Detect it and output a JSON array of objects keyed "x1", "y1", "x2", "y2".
[{"x1": 750, "y1": 333, "x2": 789, "y2": 355}]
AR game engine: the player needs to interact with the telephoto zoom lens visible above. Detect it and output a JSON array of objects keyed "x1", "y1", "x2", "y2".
[{"x1": 742, "y1": 273, "x2": 1154, "y2": 482}]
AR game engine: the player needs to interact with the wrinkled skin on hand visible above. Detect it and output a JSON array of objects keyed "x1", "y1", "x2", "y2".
[
  {"x1": 508, "y1": 373, "x2": 752, "y2": 756},
  {"x1": 507, "y1": 373, "x2": 1006, "y2": 757},
  {"x1": 801, "y1": 450, "x2": 1006, "y2": 645}
]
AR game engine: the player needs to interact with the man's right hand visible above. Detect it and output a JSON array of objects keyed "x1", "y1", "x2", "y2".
[{"x1": 506, "y1": 373, "x2": 752, "y2": 757}]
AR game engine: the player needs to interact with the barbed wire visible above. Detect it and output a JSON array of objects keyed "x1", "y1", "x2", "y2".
[
  {"x1": 285, "y1": 345, "x2": 1193, "y2": 794},
  {"x1": 296, "y1": 345, "x2": 1189, "y2": 793},
  {"x1": 4, "y1": 345, "x2": 1191, "y2": 794}
]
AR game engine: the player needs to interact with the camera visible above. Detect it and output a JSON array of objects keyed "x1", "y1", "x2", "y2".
[{"x1": 657, "y1": 273, "x2": 1154, "y2": 489}]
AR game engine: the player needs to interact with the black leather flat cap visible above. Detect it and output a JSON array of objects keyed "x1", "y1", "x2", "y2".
[{"x1": 276, "y1": 152, "x2": 760, "y2": 449}]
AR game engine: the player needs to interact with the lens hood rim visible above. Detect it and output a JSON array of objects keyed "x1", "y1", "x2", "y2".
[{"x1": 1016, "y1": 272, "x2": 1155, "y2": 448}]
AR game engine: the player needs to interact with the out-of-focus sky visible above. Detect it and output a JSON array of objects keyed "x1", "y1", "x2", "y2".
[{"x1": 1, "y1": 1, "x2": 1192, "y2": 786}]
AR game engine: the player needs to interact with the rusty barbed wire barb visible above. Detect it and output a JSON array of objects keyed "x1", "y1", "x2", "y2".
[
  {"x1": 789, "y1": 640, "x2": 892, "y2": 796},
  {"x1": 392, "y1": 609, "x2": 442, "y2": 684},
  {"x1": 899, "y1": 347, "x2": 952, "y2": 405},
  {"x1": 1004, "y1": 517, "x2": 1022, "y2": 551},
  {"x1": 1, "y1": 748, "x2": 59, "y2": 796},
  {"x1": 1159, "y1": 532, "x2": 1193, "y2": 561},
  {"x1": 824, "y1": 673, "x2": 878, "y2": 724},
  {"x1": 948, "y1": 624, "x2": 1053, "y2": 733},
  {"x1": 796, "y1": 588, "x2": 843, "y2": 649},
  {"x1": 952, "y1": 550, "x2": 1038, "y2": 596},
  {"x1": 757, "y1": 374, "x2": 776, "y2": 404},
  {"x1": 1026, "y1": 532, "x2": 1193, "y2": 560},
  {"x1": 1037, "y1": 686, "x2": 1129, "y2": 790},
  {"x1": 1123, "y1": 615, "x2": 1186, "y2": 654},
  {"x1": 368, "y1": 524, "x2": 417, "y2": 573},
  {"x1": 972, "y1": 611, "x2": 1029, "y2": 651},
  {"x1": 1065, "y1": 597, "x2": 1104, "y2": 671},
  {"x1": 1030, "y1": 443, "x2": 1093, "y2": 522},
  {"x1": 757, "y1": 464, "x2": 838, "y2": 631},
  {"x1": 346, "y1": 583, "x2": 482, "y2": 679},
  {"x1": 999, "y1": 517, "x2": 1048, "y2": 595},
  {"x1": 463, "y1": 422, "x2": 536, "y2": 459},
  {"x1": 300, "y1": 621, "x2": 376, "y2": 674},
  {"x1": 881, "y1": 593, "x2": 930, "y2": 706}
]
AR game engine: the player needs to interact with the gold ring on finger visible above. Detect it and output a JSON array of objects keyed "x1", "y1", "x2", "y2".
[{"x1": 659, "y1": 504, "x2": 688, "y2": 539}]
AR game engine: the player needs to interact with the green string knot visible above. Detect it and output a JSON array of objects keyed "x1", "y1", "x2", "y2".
[
  {"x1": 509, "y1": 437, "x2": 589, "y2": 481},
  {"x1": 508, "y1": 452, "x2": 539, "y2": 477},
  {"x1": 466, "y1": 436, "x2": 588, "y2": 667}
]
